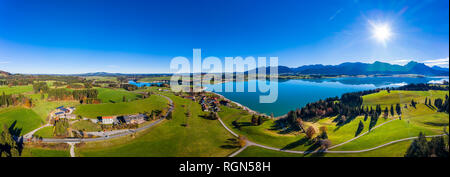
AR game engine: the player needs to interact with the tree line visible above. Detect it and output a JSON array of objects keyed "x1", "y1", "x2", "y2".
[
  {"x1": 0, "y1": 92, "x2": 33, "y2": 108},
  {"x1": 405, "y1": 131, "x2": 448, "y2": 157}
]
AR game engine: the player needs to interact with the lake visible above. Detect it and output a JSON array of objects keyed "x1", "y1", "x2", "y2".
[{"x1": 203, "y1": 76, "x2": 449, "y2": 117}]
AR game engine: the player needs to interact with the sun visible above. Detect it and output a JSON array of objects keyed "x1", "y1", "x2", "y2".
[{"x1": 369, "y1": 22, "x2": 392, "y2": 44}]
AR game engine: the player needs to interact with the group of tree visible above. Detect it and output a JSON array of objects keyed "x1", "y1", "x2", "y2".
[
  {"x1": 251, "y1": 115, "x2": 266, "y2": 126},
  {"x1": 425, "y1": 95, "x2": 449, "y2": 114},
  {"x1": 206, "y1": 112, "x2": 219, "y2": 120},
  {"x1": 404, "y1": 132, "x2": 448, "y2": 157},
  {"x1": 46, "y1": 88, "x2": 100, "y2": 104},
  {"x1": 32, "y1": 82, "x2": 49, "y2": 93},
  {"x1": 121, "y1": 84, "x2": 138, "y2": 91},
  {"x1": 394, "y1": 83, "x2": 449, "y2": 91},
  {"x1": 0, "y1": 92, "x2": 33, "y2": 108},
  {"x1": 53, "y1": 119, "x2": 69, "y2": 137},
  {"x1": 73, "y1": 89, "x2": 98, "y2": 100},
  {"x1": 281, "y1": 89, "x2": 384, "y2": 130},
  {"x1": 0, "y1": 125, "x2": 21, "y2": 157},
  {"x1": 66, "y1": 83, "x2": 84, "y2": 89}
]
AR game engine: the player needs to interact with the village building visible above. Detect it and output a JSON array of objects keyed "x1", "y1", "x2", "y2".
[
  {"x1": 119, "y1": 114, "x2": 146, "y2": 124},
  {"x1": 101, "y1": 116, "x2": 117, "y2": 124}
]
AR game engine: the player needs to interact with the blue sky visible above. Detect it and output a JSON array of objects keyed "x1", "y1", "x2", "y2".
[{"x1": 0, "y1": 0, "x2": 448, "y2": 74}]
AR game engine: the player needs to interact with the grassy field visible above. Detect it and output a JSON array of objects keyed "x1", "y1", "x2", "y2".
[
  {"x1": 34, "y1": 126, "x2": 54, "y2": 138},
  {"x1": 138, "y1": 76, "x2": 171, "y2": 82},
  {"x1": 363, "y1": 90, "x2": 448, "y2": 107},
  {"x1": 31, "y1": 99, "x2": 79, "y2": 121},
  {"x1": 0, "y1": 107, "x2": 43, "y2": 136},
  {"x1": 218, "y1": 105, "x2": 391, "y2": 151},
  {"x1": 218, "y1": 106, "x2": 307, "y2": 150},
  {"x1": 0, "y1": 85, "x2": 33, "y2": 94},
  {"x1": 84, "y1": 76, "x2": 117, "y2": 82},
  {"x1": 21, "y1": 144, "x2": 70, "y2": 157},
  {"x1": 74, "y1": 94, "x2": 168, "y2": 118},
  {"x1": 96, "y1": 87, "x2": 141, "y2": 103},
  {"x1": 71, "y1": 120, "x2": 101, "y2": 132},
  {"x1": 76, "y1": 91, "x2": 238, "y2": 157},
  {"x1": 221, "y1": 90, "x2": 448, "y2": 155},
  {"x1": 236, "y1": 139, "x2": 414, "y2": 157},
  {"x1": 328, "y1": 90, "x2": 449, "y2": 151}
]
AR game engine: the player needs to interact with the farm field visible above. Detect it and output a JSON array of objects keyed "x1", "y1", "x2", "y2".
[
  {"x1": 31, "y1": 99, "x2": 79, "y2": 121},
  {"x1": 71, "y1": 120, "x2": 101, "y2": 132},
  {"x1": 74, "y1": 94, "x2": 168, "y2": 118},
  {"x1": 0, "y1": 107, "x2": 43, "y2": 136},
  {"x1": 219, "y1": 89, "x2": 448, "y2": 155},
  {"x1": 218, "y1": 105, "x2": 390, "y2": 151},
  {"x1": 20, "y1": 144, "x2": 70, "y2": 157},
  {"x1": 76, "y1": 92, "x2": 238, "y2": 157},
  {"x1": 0, "y1": 85, "x2": 33, "y2": 95},
  {"x1": 34, "y1": 126, "x2": 55, "y2": 138},
  {"x1": 236, "y1": 139, "x2": 414, "y2": 157},
  {"x1": 96, "y1": 87, "x2": 141, "y2": 103}
]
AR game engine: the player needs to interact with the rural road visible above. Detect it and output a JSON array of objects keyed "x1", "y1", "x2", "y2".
[
  {"x1": 23, "y1": 123, "x2": 51, "y2": 139},
  {"x1": 67, "y1": 142, "x2": 77, "y2": 157},
  {"x1": 218, "y1": 116, "x2": 445, "y2": 157},
  {"x1": 21, "y1": 94, "x2": 174, "y2": 144}
]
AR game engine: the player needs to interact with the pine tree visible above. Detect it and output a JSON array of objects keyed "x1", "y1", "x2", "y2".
[
  {"x1": 390, "y1": 104, "x2": 395, "y2": 116},
  {"x1": 405, "y1": 133, "x2": 429, "y2": 157},
  {"x1": 396, "y1": 103, "x2": 402, "y2": 116}
]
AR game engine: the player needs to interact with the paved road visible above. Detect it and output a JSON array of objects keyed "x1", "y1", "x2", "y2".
[
  {"x1": 218, "y1": 116, "x2": 445, "y2": 157},
  {"x1": 67, "y1": 142, "x2": 77, "y2": 157},
  {"x1": 21, "y1": 94, "x2": 174, "y2": 144}
]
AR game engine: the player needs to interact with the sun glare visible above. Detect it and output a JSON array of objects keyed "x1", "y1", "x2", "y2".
[{"x1": 370, "y1": 22, "x2": 392, "y2": 44}]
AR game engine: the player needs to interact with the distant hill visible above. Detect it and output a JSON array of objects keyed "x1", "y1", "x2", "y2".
[
  {"x1": 432, "y1": 66, "x2": 450, "y2": 72},
  {"x1": 249, "y1": 61, "x2": 449, "y2": 76},
  {"x1": 0, "y1": 70, "x2": 11, "y2": 77}
]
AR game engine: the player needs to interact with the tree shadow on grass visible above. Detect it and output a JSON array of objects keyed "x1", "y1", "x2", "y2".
[
  {"x1": 303, "y1": 142, "x2": 322, "y2": 155},
  {"x1": 281, "y1": 137, "x2": 309, "y2": 150},
  {"x1": 2, "y1": 121, "x2": 24, "y2": 156},
  {"x1": 425, "y1": 104, "x2": 436, "y2": 110},
  {"x1": 307, "y1": 150, "x2": 326, "y2": 157},
  {"x1": 355, "y1": 127, "x2": 363, "y2": 137},
  {"x1": 424, "y1": 122, "x2": 449, "y2": 126},
  {"x1": 8, "y1": 121, "x2": 22, "y2": 137},
  {"x1": 220, "y1": 138, "x2": 240, "y2": 149},
  {"x1": 269, "y1": 120, "x2": 296, "y2": 135}
]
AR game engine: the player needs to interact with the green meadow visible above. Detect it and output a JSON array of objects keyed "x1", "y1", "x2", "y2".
[
  {"x1": 218, "y1": 105, "x2": 391, "y2": 151},
  {"x1": 96, "y1": 87, "x2": 141, "y2": 103},
  {"x1": 34, "y1": 126, "x2": 55, "y2": 138},
  {"x1": 0, "y1": 85, "x2": 33, "y2": 95},
  {"x1": 236, "y1": 139, "x2": 414, "y2": 157},
  {"x1": 76, "y1": 92, "x2": 238, "y2": 157},
  {"x1": 0, "y1": 107, "x2": 43, "y2": 136},
  {"x1": 220, "y1": 89, "x2": 448, "y2": 155},
  {"x1": 20, "y1": 144, "x2": 70, "y2": 157},
  {"x1": 74, "y1": 94, "x2": 168, "y2": 118},
  {"x1": 31, "y1": 99, "x2": 79, "y2": 121},
  {"x1": 71, "y1": 120, "x2": 101, "y2": 132},
  {"x1": 138, "y1": 76, "x2": 171, "y2": 82}
]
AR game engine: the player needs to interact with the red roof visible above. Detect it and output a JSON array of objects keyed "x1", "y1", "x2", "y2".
[{"x1": 102, "y1": 116, "x2": 115, "y2": 119}]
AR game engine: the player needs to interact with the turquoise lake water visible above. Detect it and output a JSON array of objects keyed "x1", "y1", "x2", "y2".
[{"x1": 202, "y1": 77, "x2": 449, "y2": 117}]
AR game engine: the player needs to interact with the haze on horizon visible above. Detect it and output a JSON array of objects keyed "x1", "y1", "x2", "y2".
[{"x1": 0, "y1": 0, "x2": 448, "y2": 74}]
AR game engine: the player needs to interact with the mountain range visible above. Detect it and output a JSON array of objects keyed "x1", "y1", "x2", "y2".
[
  {"x1": 249, "y1": 61, "x2": 449, "y2": 76},
  {"x1": 1, "y1": 61, "x2": 448, "y2": 77}
]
